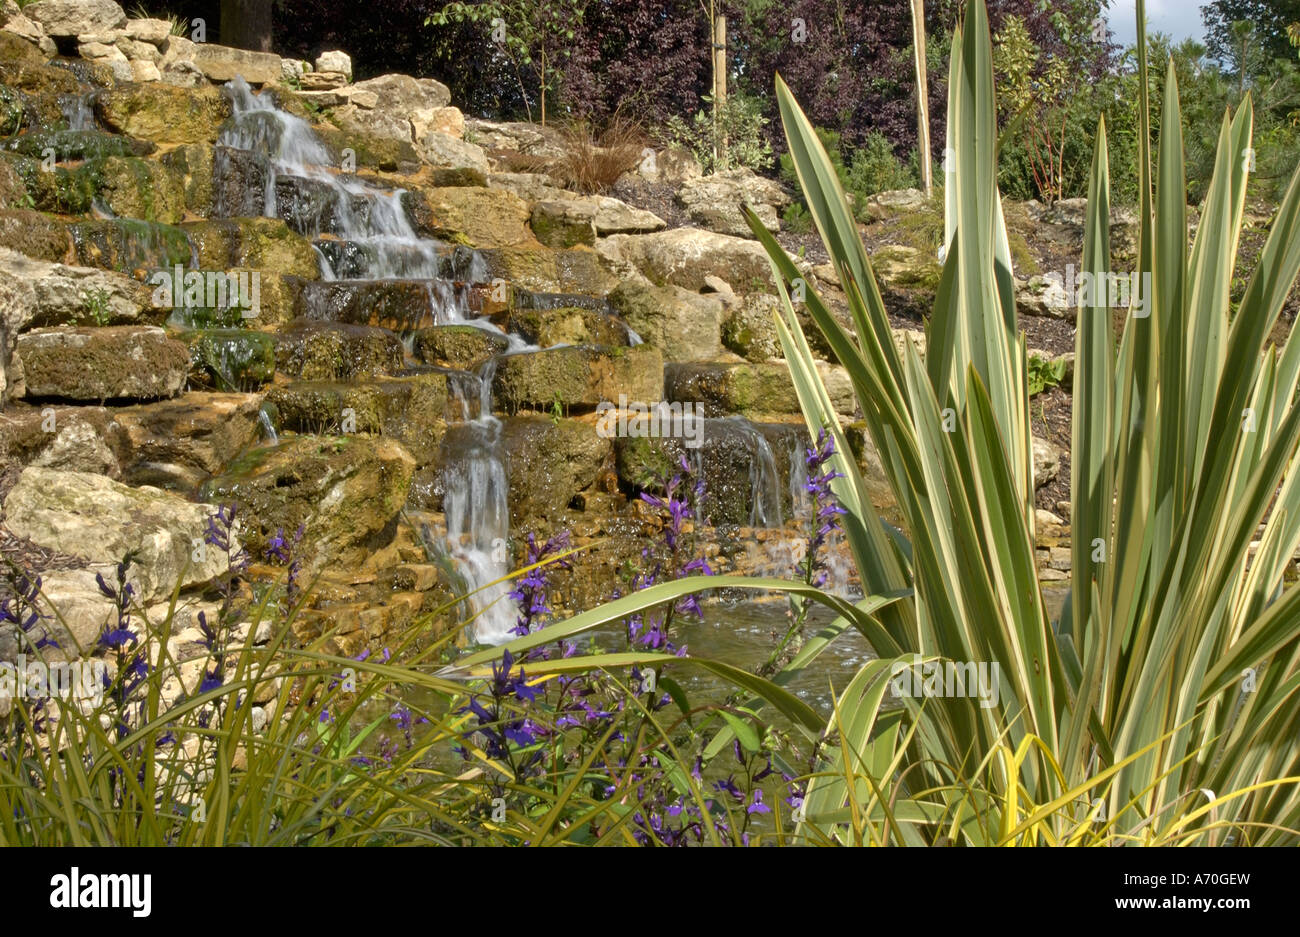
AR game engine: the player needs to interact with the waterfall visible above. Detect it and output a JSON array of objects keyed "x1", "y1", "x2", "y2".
[
  {"x1": 788, "y1": 433, "x2": 811, "y2": 518},
  {"x1": 218, "y1": 79, "x2": 521, "y2": 643},
  {"x1": 258, "y1": 408, "x2": 279, "y2": 446},
  {"x1": 60, "y1": 93, "x2": 94, "y2": 131},
  {"x1": 440, "y1": 358, "x2": 516, "y2": 644}
]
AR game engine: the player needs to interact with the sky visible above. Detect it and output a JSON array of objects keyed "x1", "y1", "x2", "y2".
[{"x1": 1106, "y1": 0, "x2": 1208, "y2": 49}]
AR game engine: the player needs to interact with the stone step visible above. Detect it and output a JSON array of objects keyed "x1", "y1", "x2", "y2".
[
  {"x1": 16, "y1": 325, "x2": 190, "y2": 402},
  {"x1": 491, "y1": 344, "x2": 662, "y2": 413}
]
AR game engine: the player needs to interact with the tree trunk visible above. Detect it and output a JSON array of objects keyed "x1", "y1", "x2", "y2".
[{"x1": 220, "y1": 0, "x2": 273, "y2": 52}]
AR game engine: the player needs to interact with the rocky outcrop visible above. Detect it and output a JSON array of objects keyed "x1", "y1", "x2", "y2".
[
  {"x1": 492, "y1": 345, "x2": 663, "y2": 412},
  {"x1": 24, "y1": 0, "x2": 125, "y2": 37},
  {"x1": 95, "y1": 83, "x2": 230, "y2": 144},
  {"x1": 16, "y1": 326, "x2": 190, "y2": 402},
  {"x1": 413, "y1": 325, "x2": 509, "y2": 371},
  {"x1": 502, "y1": 415, "x2": 611, "y2": 523},
  {"x1": 0, "y1": 254, "x2": 34, "y2": 404},
  {"x1": 275, "y1": 319, "x2": 404, "y2": 380},
  {"x1": 2, "y1": 465, "x2": 235, "y2": 605},
  {"x1": 0, "y1": 247, "x2": 156, "y2": 328},
  {"x1": 597, "y1": 228, "x2": 780, "y2": 293},
  {"x1": 265, "y1": 373, "x2": 450, "y2": 463},
  {"x1": 200, "y1": 435, "x2": 416, "y2": 571},
  {"x1": 676, "y1": 168, "x2": 790, "y2": 237},
  {"x1": 606, "y1": 279, "x2": 722, "y2": 362}
]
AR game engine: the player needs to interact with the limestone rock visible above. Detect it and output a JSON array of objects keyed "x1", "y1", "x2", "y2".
[
  {"x1": 125, "y1": 17, "x2": 172, "y2": 45},
  {"x1": 721, "y1": 293, "x2": 782, "y2": 362},
  {"x1": 2, "y1": 465, "x2": 236, "y2": 604},
  {"x1": 16, "y1": 326, "x2": 190, "y2": 401},
  {"x1": 275, "y1": 319, "x2": 404, "y2": 380},
  {"x1": 190, "y1": 43, "x2": 282, "y2": 85},
  {"x1": 314, "y1": 50, "x2": 351, "y2": 80},
  {"x1": 112, "y1": 392, "x2": 265, "y2": 490},
  {"x1": 465, "y1": 119, "x2": 565, "y2": 159},
  {"x1": 0, "y1": 254, "x2": 35, "y2": 405},
  {"x1": 606, "y1": 279, "x2": 721, "y2": 362},
  {"x1": 531, "y1": 199, "x2": 596, "y2": 248},
  {"x1": 493, "y1": 345, "x2": 663, "y2": 412},
  {"x1": 506, "y1": 306, "x2": 631, "y2": 348},
  {"x1": 95, "y1": 82, "x2": 229, "y2": 144},
  {"x1": 502, "y1": 416, "x2": 611, "y2": 523},
  {"x1": 299, "y1": 70, "x2": 347, "y2": 91},
  {"x1": 862, "y1": 188, "x2": 929, "y2": 222},
  {"x1": 200, "y1": 435, "x2": 416, "y2": 571},
  {"x1": 411, "y1": 105, "x2": 464, "y2": 140},
  {"x1": 413, "y1": 325, "x2": 508, "y2": 371},
  {"x1": 417, "y1": 131, "x2": 489, "y2": 174},
  {"x1": 0, "y1": 247, "x2": 155, "y2": 327},
  {"x1": 665, "y1": 359, "x2": 856, "y2": 419},
  {"x1": 24, "y1": 0, "x2": 125, "y2": 38},
  {"x1": 676, "y1": 168, "x2": 790, "y2": 238},
  {"x1": 630, "y1": 145, "x2": 701, "y2": 186},
  {"x1": 407, "y1": 185, "x2": 531, "y2": 248},
  {"x1": 350, "y1": 73, "x2": 449, "y2": 111},
  {"x1": 1033, "y1": 434, "x2": 1063, "y2": 488},
  {"x1": 596, "y1": 228, "x2": 780, "y2": 293}
]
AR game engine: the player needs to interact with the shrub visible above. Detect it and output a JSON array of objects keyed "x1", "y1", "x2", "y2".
[
  {"x1": 662, "y1": 92, "x2": 773, "y2": 174},
  {"x1": 846, "y1": 131, "x2": 918, "y2": 198}
]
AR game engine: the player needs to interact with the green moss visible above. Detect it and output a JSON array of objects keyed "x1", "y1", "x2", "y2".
[{"x1": 185, "y1": 329, "x2": 277, "y2": 392}]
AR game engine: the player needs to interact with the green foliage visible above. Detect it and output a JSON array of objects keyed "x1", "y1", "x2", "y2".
[
  {"x1": 662, "y1": 92, "x2": 773, "y2": 174},
  {"x1": 713, "y1": 0, "x2": 1300, "y2": 844},
  {"x1": 1026, "y1": 353, "x2": 1065, "y2": 396},
  {"x1": 80, "y1": 287, "x2": 113, "y2": 327},
  {"x1": 428, "y1": 0, "x2": 589, "y2": 124},
  {"x1": 782, "y1": 201, "x2": 813, "y2": 234},
  {"x1": 846, "y1": 131, "x2": 917, "y2": 200},
  {"x1": 781, "y1": 126, "x2": 916, "y2": 224}
]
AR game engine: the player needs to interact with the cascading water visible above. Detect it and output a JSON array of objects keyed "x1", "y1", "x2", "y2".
[
  {"x1": 59, "y1": 93, "x2": 94, "y2": 131},
  {"x1": 218, "y1": 78, "x2": 523, "y2": 643},
  {"x1": 439, "y1": 358, "x2": 518, "y2": 643}
]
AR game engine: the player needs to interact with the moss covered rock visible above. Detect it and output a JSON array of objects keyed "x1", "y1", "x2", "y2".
[
  {"x1": 265, "y1": 374, "x2": 450, "y2": 464},
  {"x1": 275, "y1": 318, "x2": 404, "y2": 380},
  {"x1": 664, "y1": 359, "x2": 856, "y2": 419},
  {"x1": 16, "y1": 325, "x2": 190, "y2": 401},
  {"x1": 185, "y1": 328, "x2": 276, "y2": 391},
  {"x1": 530, "y1": 199, "x2": 596, "y2": 248},
  {"x1": 200, "y1": 435, "x2": 416, "y2": 571},
  {"x1": 112, "y1": 391, "x2": 265, "y2": 491},
  {"x1": 160, "y1": 143, "x2": 214, "y2": 216},
  {"x1": 492, "y1": 344, "x2": 663, "y2": 413},
  {"x1": 95, "y1": 82, "x2": 230, "y2": 144},
  {"x1": 0, "y1": 209, "x2": 71, "y2": 261},
  {"x1": 607, "y1": 279, "x2": 722, "y2": 361},
  {"x1": 405, "y1": 185, "x2": 532, "y2": 248},
  {"x1": 506, "y1": 306, "x2": 630, "y2": 348},
  {"x1": 501, "y1": 415, "x2": 612, "y2": 523},
  {"x1": 477, "y1": 245, "x2": 618, "y2": 295},
  {"x1": 412, "y1": 324, "x2": 508, "y2": 370},
  {"x1": 69, "y1": 219, "x2": 192, "y2": 272},
  {"x1": 314, "y1": 125, "x2": 420, "y2": 174},
  {"x1": 181, "y1": 218, "x2": 319, "y2": 279}
]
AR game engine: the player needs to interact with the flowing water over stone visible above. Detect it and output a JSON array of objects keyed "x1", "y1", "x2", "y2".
[
  {"x1": 216, "y1": 80, "x2": 536, "y2": 642},
  {"x1": 204, "y1": 79, "x2": 840, "y2": 643}
]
